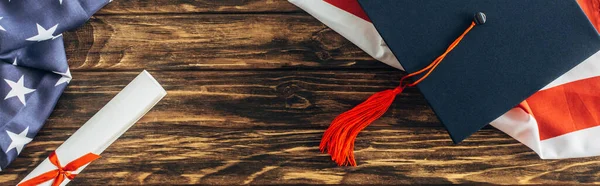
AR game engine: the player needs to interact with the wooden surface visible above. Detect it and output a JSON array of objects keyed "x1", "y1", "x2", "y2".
[{"x1": 3, "y1": 0, "x2": 600, "y2": 185}]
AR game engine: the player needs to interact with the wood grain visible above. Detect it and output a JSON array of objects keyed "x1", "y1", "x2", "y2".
[
  {"x1": 64, "y1": 14, "x2": 389, "y2": 71},
  {"x1": 3, "y1": 0, "x2": 599, "y2": 185},
  {"x1": 48, "y1": 71, "x2": 435, "y2": 129},
  {"x1": 3, "y1": 72, "x2": 599, "y2": 185},
  {"x1": 9, "y1": 126, "x2": 588, "y2": 185},
  {"x1": 98, "y1": 0, "x2": 301, "y2": 15}
]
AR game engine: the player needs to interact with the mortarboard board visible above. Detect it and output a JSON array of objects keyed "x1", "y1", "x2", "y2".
[{"x1": 320, "y1": 0, "x2": 600, "y2": 166}]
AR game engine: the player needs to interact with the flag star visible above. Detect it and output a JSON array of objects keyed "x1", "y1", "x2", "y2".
[
  {"x1": 0, "y1": 17, "x2": 5, "y2": 31},
  {"x1": 6, "y1": 127, "x2": 32, "y2": 154},
  {"x1": 4, "y1": 75, "x2": 36, "y2": 105},
  {"x1": 12, "y1": 57, "x2": 17, "y2": 66},
  {"x1": 26, "y1": 23, "x2": 61, "y2": 42},
  {"x1": 59, "y1": 0, "x2": 63, "y2": 4},
  {"x1": 54, "y1": 68, "x2": 72, "y2": 86}
]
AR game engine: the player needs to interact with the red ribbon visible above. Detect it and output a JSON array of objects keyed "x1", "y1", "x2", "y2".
[{"x1": 19, "y1": 151, "x2": 100, "y2": 186}]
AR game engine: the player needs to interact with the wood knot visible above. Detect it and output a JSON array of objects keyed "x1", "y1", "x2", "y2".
[
  {"x1": 312, "y1": 28, "x2": 348, "y2": 50},
  {"x1": 276, "y1": 83, "x2": 301, "y2": 98},
  {"x1": 276, "y1": 83, "x2": 312, "y2": 109},
  {"x1": 285, "y1": 94, "x2": 311, "y2": 109}
]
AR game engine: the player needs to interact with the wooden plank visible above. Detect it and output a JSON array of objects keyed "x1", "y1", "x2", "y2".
[
  {"x1": 42, "y1": 71, "x2": 435, "y2": 128},
  {"x1": 2, "y1": 71, "x2": 598, "y2": 185},
  {"x1": 4, "y1": 125, "x2": 599, "y2": 185},
  {"x1": 98, "y1": 0, "x2": 301, "y2": 15},
  {"x1": 7, "y1": 0, "x2": 597, "y2": 182},
  {"x1": 64, "y1": 14, "x2": 392, "y2": 71}
]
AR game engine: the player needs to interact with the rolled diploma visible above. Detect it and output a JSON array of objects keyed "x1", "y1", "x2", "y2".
[{"x1": 19, "y1": 70, "x2": 167, "y2": 186}]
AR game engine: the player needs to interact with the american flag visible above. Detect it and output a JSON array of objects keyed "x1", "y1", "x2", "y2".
[
  {"x1": 290, "y1": 0, "x2": 600, "y2": 159},
  {"x1": 0, "y1": 0, "x2": 110, "y2": 171}
]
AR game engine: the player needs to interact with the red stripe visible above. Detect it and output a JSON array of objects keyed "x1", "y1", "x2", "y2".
[
  {"x1": 578, "y1": 0, "x2": 600, "y2": 32},
  {"x1": 324, "y1": 0, "x2": 371, "y2": 22},
  {"x1": 527, "y1": 76, "x2": 600, "y2": 140},
  {"x1": 520, "y1": 0, "x2": 600, "y2": 140}
]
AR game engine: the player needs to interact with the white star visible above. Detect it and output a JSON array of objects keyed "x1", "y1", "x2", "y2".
[
  {"x1": 12, "y1": 57, "x2": 17, "y2": 66},
  {"x1": 59, "y1": 0, "x2": 63, "y2": 4},
  {"x1": 53, "y1": 68, "x2": 72, "y2": 86},
  {"x1": 26, "y1": 23, "x2": 61, "y2": 42},
  {"x1": 4, "y1": 75, "x2": 36, "y2": 105},
  {"x1": 6, "y1": 127, "x2": 32, "y2": 154},
  {"x1": 0, "y1": 17, "x2": 5, "y2": 31}
]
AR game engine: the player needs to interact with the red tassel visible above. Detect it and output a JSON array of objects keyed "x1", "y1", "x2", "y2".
[
  {"x1": 320, "y1": 21, "x2": 478, "y2": 166},
  {"x1": 320, "y1": 87, "x2": 404, "y2": 166}
]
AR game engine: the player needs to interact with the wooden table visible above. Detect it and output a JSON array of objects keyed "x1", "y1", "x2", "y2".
[{"x1": 3, "y1": 1, "x2": 600, "y2": 185}]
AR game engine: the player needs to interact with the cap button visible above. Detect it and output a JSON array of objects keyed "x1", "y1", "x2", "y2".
[{"x1": 474, "y1": 12, "x2": 486, "y2": 25}]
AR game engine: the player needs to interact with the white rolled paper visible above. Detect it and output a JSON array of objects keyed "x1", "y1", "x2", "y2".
[{"x1": 19, "y1": 70, "x2": 167, "y2": 186}]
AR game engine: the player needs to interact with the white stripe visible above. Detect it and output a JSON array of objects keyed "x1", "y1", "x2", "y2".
[
  {"x1": 538, "y1": 125, "x2": 600, "y2": 159},
  {"x1": 289, "y1": 0, "x2": 403, "y2": 70},
  {"x1": 490, "y1": 108, "x2": 543, "y2": 157},
  {"x1": 491, "y1": 50, "x2": 600, "y2": 159},
  {"x1": 534, "y1": 50, "x2": 600, "y2": 158},
  {"x1": 541, "y1": 49, "x2": 600, "y2": 90},
  {"x1": 492, "y1": 107, "x2": 600, "y2": 159}
]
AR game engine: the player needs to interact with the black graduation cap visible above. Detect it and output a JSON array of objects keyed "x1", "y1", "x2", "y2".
[{"x1": 320, "y1": 0, "x2": 600, "y2": 166}]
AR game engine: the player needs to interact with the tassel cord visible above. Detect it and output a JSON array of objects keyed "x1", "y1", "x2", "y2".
[{"x1": 321, "y1": 21, "x2": 478, "y2": 166}]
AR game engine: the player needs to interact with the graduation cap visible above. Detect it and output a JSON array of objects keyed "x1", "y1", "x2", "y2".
[{"x1": 319, "y1": 0, "x2": 600, "y2": 166}]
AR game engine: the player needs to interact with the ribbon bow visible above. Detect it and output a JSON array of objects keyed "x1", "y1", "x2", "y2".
[{"x1": 19, "y1": 151, "x2": 100, "y2": 186}]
